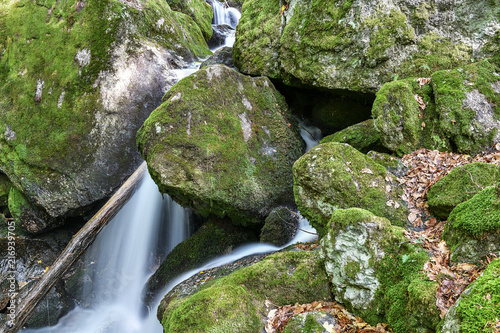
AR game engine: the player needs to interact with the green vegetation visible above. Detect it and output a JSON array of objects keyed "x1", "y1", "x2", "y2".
[
  {"x1": 427, "y1": 163, "x2": 500, "y2": 219},
  {"x1": 455, "y1": 258, "x2": 500, "y2": 332},
  {"x1": 320, "y1": 119, "x2": 385, "y2": 154},
  {"x1": 160, "y1": 250, "x2": 331, "y2": 333}
]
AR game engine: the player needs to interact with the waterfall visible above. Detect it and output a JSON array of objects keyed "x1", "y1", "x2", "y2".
[
  {"x1": 207, "y1": 0, "x2": 241, "y2": 49},
  {"x1": 210, "y1": 0, "x2": 240, "y2": 28},
  {"x1": 22, "y1": 173, "x2": 192, "y2": 333},
  {"x1": 299, "y1": 121, "x2": 323, "y2": 152}
]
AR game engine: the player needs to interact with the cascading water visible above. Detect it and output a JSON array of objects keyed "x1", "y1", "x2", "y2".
[
  {"x1": 22, "y1": 173, "x2": 192, "y2": 333},
  {"x1": 207, "y1": 0, "x2": 241, "y2": 48}
]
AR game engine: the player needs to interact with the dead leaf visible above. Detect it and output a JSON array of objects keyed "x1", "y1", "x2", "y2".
[{"x1": 360, "y1": 168, "x2": 373, "y2": 174}]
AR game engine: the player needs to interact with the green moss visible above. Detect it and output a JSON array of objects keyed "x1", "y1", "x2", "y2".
[
  {"x1": 160, "y1": 250, "x2": 331, "y2": 332},
  {"x1": 320, "y1": 119, "x2": 385, "y2": 154},
  {"x1": 376, "y1": 250, "x2": 439, "y2": 333},
  {"x1": 0, "y1": 174, "x2": 11, "y2": 207},
  {"x1": 138, "y1": 65, "x2": 303, "y2": 225},
  {"x1": 428, "y1": 163, "x2": 500, "y2": 219},
  {"x1": 328, "y1": 207, "x2": 378, "y2": 229},
  {"x1": 166, "y1": 0, "x2": 213, "y2": 40},
  {"x1": 364, "y1": 9, "x2": 415, "y2": 66},
  {"x1": 293, "y1": 143, "x2": 408, "y2": 237},
  {"x1": 445, "y1": 186, "x2": 500, "y2": 239},
  {"x1": 455, "y1": 258, "x2": 500, "y2": 332},
  {"x1": 400, "y1": 33, "x2": 473, "y2": 78},
  {"x1": 145, "y1": 217, "x2": 258, "y2": 302}
]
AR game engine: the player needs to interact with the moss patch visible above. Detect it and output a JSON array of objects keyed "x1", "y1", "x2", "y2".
[
  {"x1": 137, "y1": 65, "x2": 303, "y2": 225},
  {"x1": 321, "y1": 119, "x2": 386, "y2": 154},
  {"x1": 454, "y1": 258, "x2": 500, "y2": 333},
  {"x1": 160, "y1": 250, "x2": 331, "y2": 332},
  {"x1": 427, "y1": 163, "x2": 500, "y2": 219}
]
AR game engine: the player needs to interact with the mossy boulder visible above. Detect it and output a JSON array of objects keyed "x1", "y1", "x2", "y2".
[
  {"x1": 260, "y1": 206, "x2": 298, "y2": 246},
  {"x1": 0, "y1": 0, "x2": 211, "y2": 232},
  {"x1": 373, "y1": 61, "x2": 500, "y2": 155},
  {"x1": 320, "y1": 119, "x2": 386, "y2": 154},
  {"x1": 320, "y1": 208, "x2": 440, "y2": 332},
  {"x1": 293, "y1": 142, "x2": 408, "y2": 238},
  {"x1": 439, "y1": 258, "x2": 500, "y2": 333},
  {"x1": 427, "y1": 163, "x2": 500, "y2": 219},
  {"x1": 234, "y1": 0, "x2": 498, "y2": 94},
  {"x1": 137, "y1": 65, "x2": 304, "y2": 225},
  {"x1": 166, "y1": 0, "x2": 214, "y2": 40},
  {"x1": 144, "y1": 217, "x2": 258, "y2": 305},
  {"x1": 442, "y1": 185, "x2": 500, "y2": 265},
  {"x1": 158, "y1": 250, "x2": 331, "y2": 333}
]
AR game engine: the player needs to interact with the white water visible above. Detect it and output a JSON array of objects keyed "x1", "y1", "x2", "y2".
[
  {"x1": 299, "y1": 121, "x2": 323, "y2": 152},
  {"x1": 23, "y1": 173, "x2": 191, "y2": 333},
  {"x1": 209, "y1": 1, "x2": 241, "y2": 48},
  {"x1": 211, "y1": 0, "x2": 240, "y2": 29}
]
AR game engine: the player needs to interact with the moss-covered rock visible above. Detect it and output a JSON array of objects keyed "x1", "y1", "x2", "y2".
[
  {"x1": 442, "y1": 185, "x2": 500, "y2": 265},
  {"x1": 293, "y1": 142, "x2": 408, "y2": 238},
  {"x1": 144, "y1": 217, "x2": 258, "y2": 305},
  {"x1": 260, "y1": 206, "x2": 298, "y2": 246},
  {"x1": 234, "y1": 0, "x2": 497, "y2": 94},
  {"x1": 373, "y1": 61, "x2": 500, "y2": 155},
  {"x1": 320, "y1": 208, "x2": 440, "y2": 332},
  {"x1": 137, "y1": 65, "x2": 304, "y2": 225},
  {"x1": 427, "y1": 163, "x2": 500, "y2": 219},
  {"x1": 166, "y1": 0, "x2": 214, "y2": 41},
  {"x1": 439, "y1": 258, "x2": 500, "y2": 333},
  {"x1": 158, "y1": 250, "x2": 331, "y2": 333},
  {"x1": 320, "y1": 119, "x2": 386, "y2": 154},
  {"x1": 0, "y1": 0, "x2": 211, "y2": 232}
]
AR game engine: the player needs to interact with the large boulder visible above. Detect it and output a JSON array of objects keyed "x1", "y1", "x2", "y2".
[
  {"x1": 234, "y1": 0, "x2": 499, "y2": 94},
  {"x1": 320, "y1": 208, "x2": 440, "y2": 333},
  {"x1": 442, "y1": 185, "x2": 500, "y2": 265},
  {"x1": 427, "y1": 162, "x2": 500, "y2": 219},
  {"x1": 293, "y1": 142, "x2": 408, "y2": 238},
  {"x1": 143, "y1": 217, "x2": 258, "y2": 305},
  {"x1": 372, "y1": 61, "x2": 500, "y2": 155},
  {"x1": 158, "y1": 250, "x2": 331, "y2": 333},
  {"x1": 259, "y1": 206, "x2": 299, "y2": 246},
  {"x1": 137, "y1": 65, "x2": 304, "y2": 225},
  {"x1": 0, "y1": 0, "x2": 211, "y2": 233}
]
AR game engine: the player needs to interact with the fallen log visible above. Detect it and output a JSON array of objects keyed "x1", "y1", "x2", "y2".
[{"x1": 1, "y1": 161, "x2": 148, "y2": 333}]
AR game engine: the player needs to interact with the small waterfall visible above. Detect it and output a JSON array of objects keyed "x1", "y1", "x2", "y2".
[
  {"x1": 22, "y1": 173, "x2": 192, "y2": 333},
  {"x1": 299, "y1": 120, "x2": 323, "y2": 152},
  {"x1": 211, "y1": 0, "x2": 240, "y2": 28},
  {"x1": 207, "y1": 0, "x2": 241, "y2": 49}
]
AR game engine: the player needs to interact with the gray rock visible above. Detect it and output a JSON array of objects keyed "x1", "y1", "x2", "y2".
[
  {"x1": 260, "y1": 207, "x2": 298, "y2": 246},
  {"x1": 283, "y1": 312, "x2": 337, "y2": 333},
  {"x1": 201, "y1": 46, "x2": 236, "y2": 70}
]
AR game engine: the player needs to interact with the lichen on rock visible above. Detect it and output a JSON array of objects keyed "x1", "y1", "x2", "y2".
[{"x1": 137, "y1": 64, "x2": 304, "y2": 226}]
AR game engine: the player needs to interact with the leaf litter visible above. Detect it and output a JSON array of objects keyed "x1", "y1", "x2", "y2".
[{"x1": 399, "y1": 144, "x2": 500, "y2": 317}]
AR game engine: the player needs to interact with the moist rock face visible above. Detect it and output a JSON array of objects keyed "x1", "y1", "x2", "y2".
[
  {"x1": 320, "y1": 208, "x2": 441, "y2": 333},
  {"x1": 293, "y1": 142, "x2": 408, "y2": 237},
  {"x1": 137, "y1": 65, "x2": 304, "y2": 226},
  {"x1": 234, "y1": 0, "x2": 499, "y2": 94},
  {"x1": 260, "y1": 206, "x2": 299, "y2": 246},
  {"x1": 372, "y1": 61, "x2": 500, "y2": 156},
  {"x1": 0, "y1": 0, "x2": 211, "y2": 233}
]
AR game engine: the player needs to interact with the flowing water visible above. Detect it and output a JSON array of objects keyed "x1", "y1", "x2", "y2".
[
  {"x1": 22, "y1": 5, "x2": 325, "y2": 328},
  {"x1": 208, "y1": 0, "x2": 241, "y2": 48}
]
